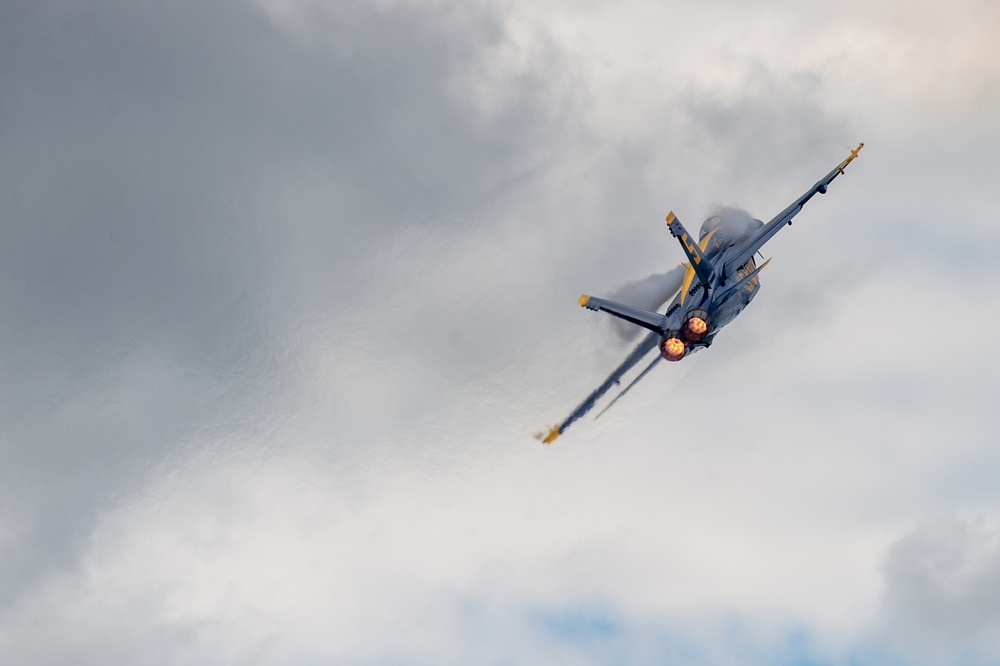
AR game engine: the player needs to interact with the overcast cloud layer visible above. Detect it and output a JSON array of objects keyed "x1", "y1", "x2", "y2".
[{"x1": 1, "y1": 0, "x2": 999, "y2": 663}]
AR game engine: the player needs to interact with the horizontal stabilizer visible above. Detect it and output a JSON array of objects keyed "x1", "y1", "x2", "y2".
[{"x1": 579, "y1": 295, "x2": 666, "y2": 335}]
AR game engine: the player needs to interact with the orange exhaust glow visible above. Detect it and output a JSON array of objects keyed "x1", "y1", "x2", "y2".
[
  {"x1": 685, "y1": 316, "x2": 708, "y2": 338},
  {"x1": 661, "y1": 337, "x2": 685, "y2": 361}
]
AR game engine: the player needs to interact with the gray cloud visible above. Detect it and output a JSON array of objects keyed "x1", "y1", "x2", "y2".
[
  {"x1": 1, "y1": 0, "x2": 999, "y2": 663},
  {"x1": 880, "y1": 518, "x2": 1000, "y2": 661},
  {"x1": 0, "y1": 0, "x2": 581, "y2": 605}
]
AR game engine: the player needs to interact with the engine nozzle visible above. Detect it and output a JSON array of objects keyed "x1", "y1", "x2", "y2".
[
  {"x1": 685, "y1": 316, "x2": 708, "y2": 340},
  {"x1": 683, "y1": 309, "x2": 711, "y2": 341},
  {"x1": 661, "y1": 337, "x2": 685, "y2": 361}
]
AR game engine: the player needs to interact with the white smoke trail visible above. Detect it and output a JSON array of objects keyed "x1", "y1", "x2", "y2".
[{"x1": 606, "y1": 264, "x2": 686, "y2": 341}]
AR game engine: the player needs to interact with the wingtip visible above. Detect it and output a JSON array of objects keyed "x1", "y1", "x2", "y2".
[
  {"x1": 535, "y1": 426, "x2": 560, "y2": 445},
  {"x1": 578, "y1": 294, "x2": 590, "y2": 307},
  {"x1": 665, "y1": 211, "x2": 676, "y2": 224},
  {"x1": 839, "y1": 142, "x2": 865, "y2": 171}
]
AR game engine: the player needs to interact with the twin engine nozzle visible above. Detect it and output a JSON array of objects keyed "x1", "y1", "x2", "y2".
[{"x1": 660, "y1": 310, "x2": 711, "y2": 361}]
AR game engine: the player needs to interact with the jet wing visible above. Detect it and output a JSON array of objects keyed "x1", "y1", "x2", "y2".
[
  {"x1": 723, "y1": 143, "x2": 863, "y2": 279},
  {"x1": 537, "y1": 331, "x2": 660, "y2": 444}
]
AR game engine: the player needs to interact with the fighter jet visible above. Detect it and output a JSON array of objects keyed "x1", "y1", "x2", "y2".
[{"x1": 538, "y1": 143, "x2": 864, "y2": 444}]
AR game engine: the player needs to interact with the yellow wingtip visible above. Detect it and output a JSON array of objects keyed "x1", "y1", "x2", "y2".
[
  {"x1": 536, "y1": 426, "x2": 560, "y2": 445},
  {"x1": 665, "y1": 211, "x2": 676, "y2": 224},
  {"x1": 839, "y1": 142, "x2": 865, "y2": 172},
  {"x1": 578, "y1": 294, "x2": 590, "y2": 307}
]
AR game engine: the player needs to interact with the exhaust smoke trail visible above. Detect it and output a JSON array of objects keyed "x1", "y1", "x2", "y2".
[{"x1": 606, "y1": 264, "x2": 686, "y2": 341}]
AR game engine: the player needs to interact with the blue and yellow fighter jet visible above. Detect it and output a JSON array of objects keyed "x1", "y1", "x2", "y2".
[{"x1": 538, "y1": 143, "x2": 863, "y2": 444}]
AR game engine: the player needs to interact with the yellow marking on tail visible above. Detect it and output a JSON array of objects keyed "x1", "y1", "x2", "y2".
[{"x1": 676, "y1": 233, "x2": 717, "y2": 306}]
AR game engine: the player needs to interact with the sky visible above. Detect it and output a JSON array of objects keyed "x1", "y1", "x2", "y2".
[{"x1": 1, "y1": 0, "x2": 999, "y2": 664}]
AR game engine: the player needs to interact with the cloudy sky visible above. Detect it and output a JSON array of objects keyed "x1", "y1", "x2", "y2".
[{"x1": 1, "y1": 0, "x2": 999, "y2": 663}]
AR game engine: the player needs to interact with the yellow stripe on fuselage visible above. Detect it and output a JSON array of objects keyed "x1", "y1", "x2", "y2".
[
  {"x1": 679, "y1": 263, "x2": 694, "y2": 306},
  {"x1": 700, "y1": 229, "x2": 717, "y2": 251}
]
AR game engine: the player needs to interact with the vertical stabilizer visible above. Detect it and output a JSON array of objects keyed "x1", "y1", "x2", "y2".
[{"x1": 666, "y1": 211, "x2": 715, "y2": 287}]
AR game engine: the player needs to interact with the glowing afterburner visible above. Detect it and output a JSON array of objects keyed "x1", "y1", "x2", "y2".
[
  {"x1": 660, "y1": 337, "x2": 685, "y2": 361},
  {"x1": 685, "y1": 316, "x2": 708, "y2": 340}
]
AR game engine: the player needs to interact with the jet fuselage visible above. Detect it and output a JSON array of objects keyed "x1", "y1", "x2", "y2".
[{"x1": 655, "y1": 213, "x2": 765, "y2": 361}]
